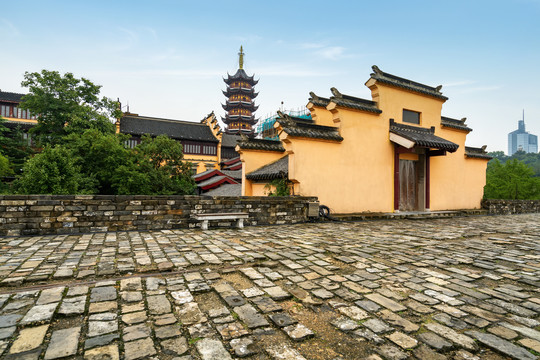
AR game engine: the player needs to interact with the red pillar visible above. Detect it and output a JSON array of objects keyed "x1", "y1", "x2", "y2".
[
  {"x1": 394, "y1": 146, "x2": 400, "y2": 211},
  {"x1": 426, "y1": 153, "x2": 430, "y2": 210}
]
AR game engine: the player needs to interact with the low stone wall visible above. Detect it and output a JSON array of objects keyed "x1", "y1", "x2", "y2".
[
  {"x1": 482, "y1": 199, "x2": 540, "y2": 215},
  {"x1": 0, "y1": 195, "x2": 318, "y2": 236}
]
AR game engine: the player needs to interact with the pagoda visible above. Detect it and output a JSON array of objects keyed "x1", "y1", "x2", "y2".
[{"x1": 222, "y1": 46, "x2": 258, "y2": 135}]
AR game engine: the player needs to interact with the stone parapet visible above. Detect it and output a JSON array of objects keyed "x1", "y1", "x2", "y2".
[
  {"x1": 482, "y1": 199, "x2": 540, "y2": 215},
  {"x1": 0, "y1": 195, "x2": 317, "y2": 236}
]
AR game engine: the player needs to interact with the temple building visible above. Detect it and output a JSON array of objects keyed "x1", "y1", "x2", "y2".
[
  {"x1": 237, "y1": 66, "x2": 491, "y2": 213},
  {"x1": 222, "y1": 46, "x2": 259, "y2": 135},
  {"x1": 116, "y1": 111, "x2": 241, "y2": 176},
  {"x1": 0, "y1": 91, "x2": 37, "y2": 145}
]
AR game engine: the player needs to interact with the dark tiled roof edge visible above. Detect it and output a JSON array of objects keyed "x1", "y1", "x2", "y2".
[
  {"x1": 465, "y1": 146, "x2": 492, "y2": 159},
  {"x1": 0, "y1": 91, "x2": 25, "y2": 102},
  {"x1": 328, "y1": 87, "x2": 382, "y2": 114},
  {"x1": 120, "y1": 115, "x2": 219, "y2": 143},
  {"x1": 308, "y1": 92, "x2": 331, "y2": 107},
  {"x1": 246, "y1": 156, "x2": 288, "y2": 181},
  {"x1": 390, "y1": 120, "x2": 459, "y2": 152},
  {"x1": 237, "y1": 138, "x2": 285, "y2": 152},
  {"x1": 279, "y1": 120, "x2": 343, "y2": 142},
  {"x1": 370, "y1": 65, "x2": 448, "y2": 101},
  {"x1": 441, "y1": 116, "x2": 472, "y2": 132}
]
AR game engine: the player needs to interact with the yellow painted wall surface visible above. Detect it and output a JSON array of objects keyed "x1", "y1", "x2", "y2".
[
  {"x1": 306, "y1": 103, "x2": 334, "y2": 126},
  {"x1": 5, "y1": 118, "x2": 38, "y2": 124},
  {"x1": 241, "y1": 74, "x2": 489, "y2": 213},
  {"x1": 238, "y1": 150, "x2": 285, "y2": 196}
]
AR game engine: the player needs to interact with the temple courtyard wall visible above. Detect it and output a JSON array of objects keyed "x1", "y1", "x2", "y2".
[
  {"x1": 1, "y1": 195, "x2": 540, "y2": 237},
  {"x1": 0, "y1": 195, "x2": 316, "y2": 236}
]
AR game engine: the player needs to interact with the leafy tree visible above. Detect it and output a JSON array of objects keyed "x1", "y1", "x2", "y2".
[
  {"x1": 0, "y1": 116, "x2": 34, "y2": 175},
  {"x1": 487, "y1": 151, "x2": 508, "y2": 162},
  {"x1": 14, "y1": 145, "x2": 96, "y2": 195},
  {"x1": 19, "y1": 70, "x2": 121, "y2": 144},
  {"x1": 484, "y1": 159, "x2": 540, "y2": 200},
  {"x1": 135, "y1": 135, "x2": 196, "y2": 195},
  {"x1": 63, "y1": 129, "x2": 135, "y2": 195},
  {"x1": 0, "y1": 154, "x2": 12, "y2": 177}
]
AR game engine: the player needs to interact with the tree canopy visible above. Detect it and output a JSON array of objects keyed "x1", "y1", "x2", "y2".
[
  {"x1": 0, "y1": 116, "x2": 34, "y2": 176},
  {"x1": 484, "y1": 159, "x2": 540, "y2": 200},
  {"x1": 20, "y1": 70, "x2": 121, "y2": 145},
  {"x1": 14, "y1": 130, "x2": 196, "y2": 195}
]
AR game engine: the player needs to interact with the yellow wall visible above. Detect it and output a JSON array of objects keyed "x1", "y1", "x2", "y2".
[
  {"x1": 286, "y1": 108, "x2": 395, "y2": 213},
  {"x1": 238, "y1": 149, "x2": 285, "y2": 196},
  {"x1": 4, "y1": 118, "x2": 38, "y2": 124},
  {"x1": 306, "y1": 103, "x2": 334, "y2": 126},
  {"x1": 241, "y1": 75, "x2": 489, "y2": 213}
]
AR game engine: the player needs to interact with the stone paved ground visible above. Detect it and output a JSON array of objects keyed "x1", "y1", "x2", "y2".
[{"x1": 0, "y1": 214, "x2": 539, "y2": 360}]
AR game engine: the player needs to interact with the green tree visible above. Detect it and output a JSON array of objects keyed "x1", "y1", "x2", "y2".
[
  {"x1": 63, "y1": 129, "x2": 136, "y2": 195},
  {"x1": 0, "y1": 116, "x2": 35, "y2": 175},
  {"x1": 484, "y1": 159, "x2": 540, "y2": 200},
  {"x1": 135, "y1": 135, "x2": 196, "y2": 195},
  {"x1": 19, "y1": 70, "x2": 121, "y2": 144},
  {"x1": 14, "y1": 145, "x2": 96, "y2": 194},
  {"x1": 0, "y1": 154, "x2": 12, "y2": 177}
]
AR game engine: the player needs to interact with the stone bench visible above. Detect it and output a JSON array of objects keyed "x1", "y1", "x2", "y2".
[{"x1": 191, "y1": 212, "x2": 249, "y2": 230}]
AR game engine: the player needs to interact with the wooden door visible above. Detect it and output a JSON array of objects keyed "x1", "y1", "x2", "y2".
[{"x1": 399, "y1": 160, "x2": 418, "y2": 211}]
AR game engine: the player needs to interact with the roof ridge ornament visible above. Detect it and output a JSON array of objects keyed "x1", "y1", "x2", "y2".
[
  {"x1": 309, "y1": 91, "x2": 319, "y2": 100},
  {"x1": 460, "y1": 117, "x2": 467, "y2": 123},
  {"x1": 372, "y1": 65, "x2": 383, "y2": 75},
  {"x1": 435, "y1": 85, "x2": 443, "y2": 93},
  {"x1": 330, "y1": 87, "x2": 342, "y2": 98}
]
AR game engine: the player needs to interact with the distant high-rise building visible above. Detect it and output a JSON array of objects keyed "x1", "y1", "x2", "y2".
[{"x1": 508, "y1": 112, "x2": 537, "y2": 155}]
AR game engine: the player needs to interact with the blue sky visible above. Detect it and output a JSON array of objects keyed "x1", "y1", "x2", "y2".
[{"x1": 2, "y1": 0, "x2": 539, "y2": 153}]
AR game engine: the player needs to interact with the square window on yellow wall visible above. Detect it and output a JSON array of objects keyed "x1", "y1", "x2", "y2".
[{"x1": 403, "y1": 109, "x2": 420, "y2": 124}]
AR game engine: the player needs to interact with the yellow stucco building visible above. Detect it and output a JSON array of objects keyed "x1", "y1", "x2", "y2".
[{"x1": 237, "y1": 66, "x2": 491, "y2": 214}]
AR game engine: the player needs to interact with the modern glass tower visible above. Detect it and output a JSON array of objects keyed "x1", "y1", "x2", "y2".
[{"x1": 508, "y1": 112, "x2": 538, "y2": 155}]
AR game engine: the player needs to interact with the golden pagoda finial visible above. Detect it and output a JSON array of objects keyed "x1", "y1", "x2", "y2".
[{"x1": 238, "y1": 46, "x2": 244, "y2": 69}]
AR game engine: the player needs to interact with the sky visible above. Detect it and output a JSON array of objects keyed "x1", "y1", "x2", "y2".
[{"x1": 2, "y1": 0, "x2": 540, "y2": 153}]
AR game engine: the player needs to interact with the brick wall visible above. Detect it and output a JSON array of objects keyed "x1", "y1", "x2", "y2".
[
  {"x1": 0, "y1": 195, "x2": 318, "y2": 236},
  {"x1": 482, "y1": 199, "x2": 540, "y2": 215}
]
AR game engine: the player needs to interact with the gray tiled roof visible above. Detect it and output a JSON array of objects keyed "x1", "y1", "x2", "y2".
[
  {"x1": 465, "y1": 146, "x2": 492, "y2": 159},
  {"x1": 203, "y1": 184, "x2": 242, "y2": 196},
  {"x1": 308, "y1": 92, "x2": 331, "y2": 107},
  {"x1": 222, "y1": 170, "x2": 242, "y2": 180},
  {"x1": 277, "y1": 118, "x2": 343, "y2": 142},
  {"x1": 0, "y1": 91, "x2": 25, "y2": 103},
  {"x1": 390, "y1": 120, "x2": 458, "y2": 152},
  {"x1": 370, "y1": 65, "x2": 448, "y2": 101},
  {"x1": 246, "y1": 156, "x2": 288, "y2": 181},
  {"x1": 197, "y1": 175, "x2": 238, "y2": 189},
  {"x1": 221, "y1": 133, "x2": 242, "y2": 148},
  {"x1": 329, "y1": 88, "x2": 382, "y2": 114},
  {"x1": 441, "y1": 116, "x2": 472, "y2": 132},
  {"x1": 120, "y1": 115, "x2": 219, "y2": 143},
  {"x1": 237, "y1": 138, "x2": 285, "y2": 152},
  {"x1": 224, "y1": 69, "x2": 258, "y2": 85}
]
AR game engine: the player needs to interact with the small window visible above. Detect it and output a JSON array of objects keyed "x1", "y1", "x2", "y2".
[{"x1": 403, "y1": 109, "x2": 420, "y2": 124}]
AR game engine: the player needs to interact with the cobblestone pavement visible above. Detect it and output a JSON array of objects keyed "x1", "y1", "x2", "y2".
[{"x1": 0, "y1": 214, "x2": 539, "y2": 360}]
